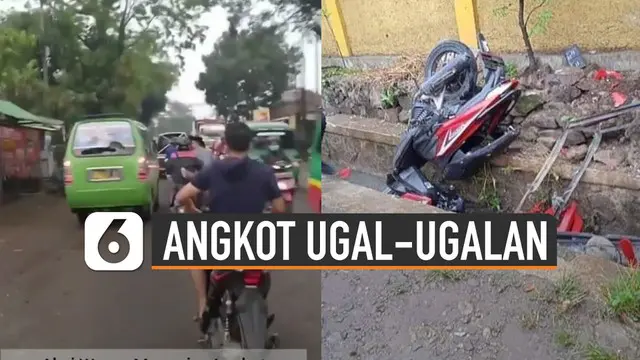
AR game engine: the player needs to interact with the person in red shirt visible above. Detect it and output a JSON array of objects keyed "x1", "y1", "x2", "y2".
[{"x1": 212, "y1": 137, "x2": 227, "y2": 159}]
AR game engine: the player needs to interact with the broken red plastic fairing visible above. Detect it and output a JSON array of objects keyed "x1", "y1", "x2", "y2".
[
  {"x1": 593, "y1": 69, "x2": 623, "y2": 81},
  {"x1": 611, "y1": 92, "x2": 627, "y2": 107},
  {"x1": 557, "y1": 201, "x2": 583, "y2": 232},
  {"x1": 529, "y1": 200, "x2": 583, "y2": 232},
  {"x1": 400, "y1": 192, "x2": 433, "y2": 205},
  {"x1": 338, "y1": 167, "x2": 352, "y2": 179},
  {"x1": 618, "y1": 239, "x2": 638, "y2": 268}
]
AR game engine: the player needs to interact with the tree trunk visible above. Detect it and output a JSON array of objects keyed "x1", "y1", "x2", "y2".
[{"x1": 518, "y1": 0, "x2": 537, "y2": 70}]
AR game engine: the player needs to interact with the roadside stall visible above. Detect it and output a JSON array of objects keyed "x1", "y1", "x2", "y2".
[{"x1": 0, "y1": 100, "x2": 64, "y2": 203}]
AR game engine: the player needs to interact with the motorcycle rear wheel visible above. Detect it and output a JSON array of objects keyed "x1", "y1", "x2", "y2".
[{"x1": 424, "y1": 40, "x2": 477, "y2": 102}]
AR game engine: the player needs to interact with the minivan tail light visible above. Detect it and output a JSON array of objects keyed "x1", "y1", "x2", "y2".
[
  {"x1": 137, "y1": 157, "x2": 149, "y2": 180},
  {"x1": 63, "y1": 160, "x2": 73, "y2": 185}
]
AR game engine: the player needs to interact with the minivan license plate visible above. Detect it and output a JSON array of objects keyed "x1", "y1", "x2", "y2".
[{"x1": 89, "y1": 169, "x2": 120, "y2": 181}]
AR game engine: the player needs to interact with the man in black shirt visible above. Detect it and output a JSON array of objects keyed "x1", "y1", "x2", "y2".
[{"x1": 175, "y1": 122, "x2": 285, "y2": 329}]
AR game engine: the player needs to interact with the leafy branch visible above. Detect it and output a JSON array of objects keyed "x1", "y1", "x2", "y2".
[
  {"x1": 321, "y1": 8, "x2": 347, "y2": 67},
  {"x1": 493, "y1": 0, "x2": 554, "y2": 70}
]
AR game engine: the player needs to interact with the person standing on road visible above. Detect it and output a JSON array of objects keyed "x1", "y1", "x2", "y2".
[
  {"x1": 175, "y1": 122, "x2": 286, "y2": 333},
  {"x1": 188, "y1": 135, "x2": 213, "y2": 168}
]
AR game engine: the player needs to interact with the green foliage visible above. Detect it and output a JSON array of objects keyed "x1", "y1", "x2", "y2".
[
  {"x1": 0, "y1": 0, "x2": 217, "y2": 126},
  {"x1": 195, "y1": 21, "x2": 301, "y2": 117},
  {"x1": 380, "y1": 86, "x2": 400, "y2": 109},
  {"x1": 505, "y1": 62, "x2": 518, "y2": 78},
  {"x1": 528, "y1": 8, "x2": 553, "y2": 37},
  {"x1": 605, "y1": 269, "x2": 640, "y2": 322},
  {"x1": 268, "y1": 0, "x2": 320, "y2": 35},
  {"x1": 492, "y1": 0, "x2": 553, "y2": 37},
  {"x1": 215, "y1": 0, "x2": 320, "y2": 37},
  {"x1": 492, "y1": 5, "x2": 511, "y2": 18}
]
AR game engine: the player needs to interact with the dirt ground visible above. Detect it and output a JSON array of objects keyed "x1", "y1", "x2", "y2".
[
  {"x1": 322, "y1": 256, "x2": 640, "y2": 360},
  {"x1": 0, "y1": 183, "x2": 320, "y2": 359}
]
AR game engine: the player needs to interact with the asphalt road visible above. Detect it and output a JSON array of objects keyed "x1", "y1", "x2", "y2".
[{"x1": 0, "y1": 181, "x2": 320, "y2": 360}]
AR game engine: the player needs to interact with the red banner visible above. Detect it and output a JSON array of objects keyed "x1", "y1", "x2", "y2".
[{"x1": 0, "y1": 126, "x2": 42, "y2": 178}]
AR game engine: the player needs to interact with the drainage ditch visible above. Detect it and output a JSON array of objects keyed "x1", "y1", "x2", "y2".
[{"x1": 323, "y1": 115, "x2": 640, "y2": 261}]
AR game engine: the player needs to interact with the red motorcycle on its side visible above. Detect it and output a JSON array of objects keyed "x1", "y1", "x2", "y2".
[{"x1": 385, "y1": 33, "x2": 521, "y2": 212}]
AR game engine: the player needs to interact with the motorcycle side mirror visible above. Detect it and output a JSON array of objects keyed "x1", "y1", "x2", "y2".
[{"x1": 478, "y1": 33, "x2": 490, "y2": 52}]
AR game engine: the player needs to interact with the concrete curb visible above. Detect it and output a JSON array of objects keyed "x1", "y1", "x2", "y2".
[
  {"x1": 322, "y1": 177, "x2": 448, "y2": 214},
  {"x1": 325, "y1": 115, "x2": 640, "y2": 192},
  {"x1": 323, "y1": 51, "x2": 640, "y2": 72}
]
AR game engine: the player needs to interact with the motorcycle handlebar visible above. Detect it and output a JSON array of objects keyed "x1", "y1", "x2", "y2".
[{"x1": 419, "y1": 55, "x2": 475, "y2": 95}]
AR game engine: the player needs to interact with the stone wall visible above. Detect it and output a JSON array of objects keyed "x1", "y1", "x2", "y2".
[
  {"x1": 324, "y1": 114, "x2": 640, "y2": 235},
  {"x1": 323, "y1": 66, "x2": 640, "y2": 174}
]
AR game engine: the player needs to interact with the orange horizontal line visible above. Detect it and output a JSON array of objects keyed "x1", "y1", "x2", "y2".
[{"x1": 152, "y1": 265, "x2": 557, "y2": 270}]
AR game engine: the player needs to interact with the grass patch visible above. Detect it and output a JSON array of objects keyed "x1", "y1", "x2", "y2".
[
  {"x1": 505, "y1": 62, "x2": 518, "y2": 79},
  {"x1": 584, "y1": 343, "x2": 624, "y2": 360},
  {"x1": 554, "y1": 274, "x2": 586, "y2": 312},
  {"x1": 605, "y1": 269, "x2": 640, "y2": 322},
  {"x1": 554, "y1": 329, "x2": 576, "y2": 348},
  {"x1": 322, "y1": 66, "x2": 361, "y2": 79},
  {"x1": 475, "y1": 166, "x2": 502, "y2": 211},
  {"x1": 520, "y1": 310, "x2": 540, "y2": 330}
]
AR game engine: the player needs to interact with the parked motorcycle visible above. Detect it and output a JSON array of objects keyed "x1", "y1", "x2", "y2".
[
  {"x1": 385, "y1": 33, "x2": 520, "y2": 212},
  {"x1": 201, "y1": 270, "x2": 279, "y2": 351}
]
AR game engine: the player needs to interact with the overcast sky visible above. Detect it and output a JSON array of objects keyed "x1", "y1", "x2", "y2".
[
  {"x1": 1, "y1": 1, "x2": 321, "y2": 118},
  {"x1": 167, "y1": 7, "x2": 321, "y2": 118}
]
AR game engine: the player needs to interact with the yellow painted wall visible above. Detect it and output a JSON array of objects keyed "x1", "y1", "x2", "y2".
[
  {"x1": 477, "y1": 0, "x2": 640, "y2": 53},
  {"x1": 322, "y1": 0, "x2": 640, "y2": 57},
  {"x1": 322, "y1": 0, "x2": 458, "y2": 56},
  {"x1": 321, "y1": 10, "x2": 340, "y2": 56}
]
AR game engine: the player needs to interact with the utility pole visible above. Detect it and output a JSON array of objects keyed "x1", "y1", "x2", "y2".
[
  {"x1": 298, "y1": 33, "x2": 308, "y2": 159},
  {"x1": 40, "y1": 0, "x2": 50, "y2": 87}
]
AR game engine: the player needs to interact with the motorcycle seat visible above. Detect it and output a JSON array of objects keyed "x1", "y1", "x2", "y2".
[
  {"x1": 457, "y1": 66, "x2": 507, "y2": 115},
  {"x1": 456, "y1": 83, "x2": 496, "y2": 115}
]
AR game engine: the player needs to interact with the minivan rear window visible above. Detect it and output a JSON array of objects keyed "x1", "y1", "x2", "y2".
[{"x1": 72, "y1": 121, "x2": 136, "y2": 156}]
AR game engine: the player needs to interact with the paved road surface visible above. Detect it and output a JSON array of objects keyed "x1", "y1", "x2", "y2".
[{"x1": 0, "y1": 181, "x2": 320, "y2": 360}]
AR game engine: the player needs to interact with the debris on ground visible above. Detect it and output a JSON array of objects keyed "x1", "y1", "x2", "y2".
[{"x1": 338, "y1": 167, "x2": 352, "y2": 180}]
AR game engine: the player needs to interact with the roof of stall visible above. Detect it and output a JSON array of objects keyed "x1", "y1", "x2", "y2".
[{"x1": 0, "y1": 100, "x2": 64, "y2": 131}]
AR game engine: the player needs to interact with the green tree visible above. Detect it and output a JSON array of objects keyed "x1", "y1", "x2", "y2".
[
  {"x1": 195, "y1": 21, "x2": 300, "y2": 117},
  {"x1": 0, "y1": 0, "x2": 219, "y2": 124},
  {"x1": 0, "y1": 27, "x2": 80, "y2": 119},
  {"x1": 493, "y1": 0, "x2": 553, "y2": 70},
  {"x1": 215, "y1": 0, "x2": 320, "y2": 36},
  {"x1": 268, "y1": 0, "x2": 320, "y2": 35},
  {"x1": 153, "y1": 100, "x2": 196, "y2": 135}
]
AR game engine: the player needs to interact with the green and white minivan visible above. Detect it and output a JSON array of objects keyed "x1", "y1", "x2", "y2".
[{"x1": 63, "y1": 115, "x2": 160, "y2": 224}]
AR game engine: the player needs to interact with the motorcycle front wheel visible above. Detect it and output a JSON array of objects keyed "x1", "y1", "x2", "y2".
[{"x1": 424, "y1": 40, "x2": 477, "y2": 102}]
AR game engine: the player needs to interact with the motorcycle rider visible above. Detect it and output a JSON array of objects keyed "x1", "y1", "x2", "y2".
[
  {"x1": 188, "y1": 135, "x2": 214, "y2": 169},
  {"x1": 174, "y1": 121, "x2": 286, "y2": 333},
  {"x1": 165, "y1": 137, "x2": 201, "y2": 207}
]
